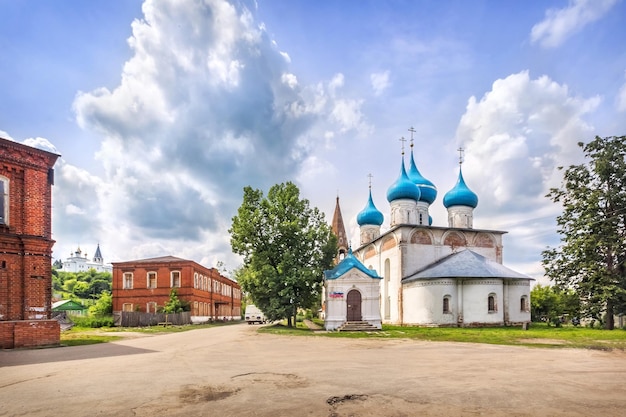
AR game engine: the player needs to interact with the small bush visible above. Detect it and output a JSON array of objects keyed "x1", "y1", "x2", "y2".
[{"x1": 72, "y1": 315, "x2": 114, "y2": 328}]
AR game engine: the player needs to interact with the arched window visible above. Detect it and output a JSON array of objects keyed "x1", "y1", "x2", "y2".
[
  {"x1": 488, "y1": 293, "x2": 496, "y2": 312},
  {"x1": 443, "y1": 295, "x2": 451, "y2": 314},
  {"x1": 520, "y1": 296, "x2": 528, "y2": 312}
]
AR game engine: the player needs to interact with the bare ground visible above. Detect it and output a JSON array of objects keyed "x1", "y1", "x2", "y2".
[{"x1": 1, "y1": 323, "x2": 625, "y2": 416}]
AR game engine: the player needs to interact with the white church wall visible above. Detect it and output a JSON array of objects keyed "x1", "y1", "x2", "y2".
[
  {"x1": 461, "y1": 280, "x2": 504, "y2": 326},
  {"x1": 505, "y1": 280, "x2": 532, "y2": 324},
  {"x1": 403, "y1": 280, "x2": 457, "y2": 325}
]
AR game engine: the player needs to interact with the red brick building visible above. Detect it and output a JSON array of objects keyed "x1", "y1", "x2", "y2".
[
  {"x1": 112, "y1": 256, "x2": 241, "y2": 320},
  {"x1": 0, "y1": 137, "x2": 60, "y2": 349}
]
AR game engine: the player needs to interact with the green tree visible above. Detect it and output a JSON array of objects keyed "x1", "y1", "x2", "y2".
[
  {"x1": 89, "y1": 291, "x2": 113, "y2": 317},
  {"x1": 63, "y1": 278, "x2": 78, "y2": 294},
  {"x1": 542, "y1": 136, "x2": 626, "y2": 329},
  {"x1": 530, "y1": 284, "x2": 580, "y2": 325},
  {"x1": 162, "y1": 288, "x2": 190, "y2": 313},
  {"x1": 230, "y1": 182, "x2": 337, "y2": 327}
]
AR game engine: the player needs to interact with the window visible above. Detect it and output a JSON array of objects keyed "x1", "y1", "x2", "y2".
[
  {"x1": 171, "y1": 271, "x2": 181, "y2": 288},
  {"x1": 204, "y1": 276, "x2": 208, "y2": 292},
  {"x1": 123, "y1": 272, "x2": 133, "y2": 289},
  {"x1": 122, "y1": 303, "x2": 133, "y2": 312},
  {"x1": 194, "y1": 273, "x2": 199, "y2": 289},
  {"x1": 520, "y1": 296, "x2": 529, "y2": 312},
  {"x1": 147, "y1": 302, "x2": 157, "y2": 313},
  {"x1": 0, "y1": 176, "x2": 8, "y2": 225},
  {"x1": 443, "y1": 296, "x2": 451, "y2": 314},
  {"x1": 147, "y1": 272, "x2": 157, "y2": 289},
  {"x1": 488, "y1": 294, "x2": 496, "y2": 312}
]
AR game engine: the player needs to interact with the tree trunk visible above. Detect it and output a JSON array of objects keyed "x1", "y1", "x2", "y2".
[
  {"x1": 605, "y1": 301, "x2": 615, "y2": 330},
  {"x1": 287, "y1": 316, "x2": 293, "y2": 327}
]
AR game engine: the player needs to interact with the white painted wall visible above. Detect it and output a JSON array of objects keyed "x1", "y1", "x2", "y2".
[{"x1": 325, "y1": 269, "x2": 382, "y2": 331}]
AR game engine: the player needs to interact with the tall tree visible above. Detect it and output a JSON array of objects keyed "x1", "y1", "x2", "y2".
[
  {"x1": 230, "y1": 182, "x2": 337, "y2": 327},
  {"x1": 542, "y1": 136, "x2": 626, "y2": 329}
]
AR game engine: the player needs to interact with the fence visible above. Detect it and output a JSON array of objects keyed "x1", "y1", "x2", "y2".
[{"x1": 114, "y1": 311, "x2": 191, "y2": 327}]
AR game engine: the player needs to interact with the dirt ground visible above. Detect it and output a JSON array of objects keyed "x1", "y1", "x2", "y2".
[{"x1": 1, "y1": 323, "x2": 625, "y2": 417}]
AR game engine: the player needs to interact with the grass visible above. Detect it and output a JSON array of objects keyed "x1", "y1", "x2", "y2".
[
  {"x1": 61, "y1": 319, "x2": 626, "y2": 351},
  {"x1": 259, "y1": 322, "x2": 626, "y2": 351}
]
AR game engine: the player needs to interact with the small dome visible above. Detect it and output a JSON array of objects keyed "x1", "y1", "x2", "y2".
[
  {"x1": 408, "y1": 150, "x2": 437, "y2": 204},
  {"x1": 357, "y1": 190, "x2": 384, "y2": 226},
  {"x1": 443, "y1": 167, "x2": 478, "y2": 208},
  {"x1": 387, "y1": 158, "x2": 421, "y2": 202}
]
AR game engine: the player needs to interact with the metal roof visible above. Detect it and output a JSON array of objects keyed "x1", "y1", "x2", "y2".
[{"x1": 403, "y1": 249, "x2": 532, "y2": 283}]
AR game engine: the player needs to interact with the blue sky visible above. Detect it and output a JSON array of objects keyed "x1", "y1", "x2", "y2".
[{"x1": 1, "y1": 0, "x2": 625, "y2": 280}]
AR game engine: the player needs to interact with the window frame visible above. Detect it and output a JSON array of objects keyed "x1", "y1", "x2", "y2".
[
  {"x1": 0, "y1": 175, "x2": 8, "y2": 225},
  {"x1": 488, "y1": 293, "x2": 497, "y2": 313},
  {"x1": 170, "y1": 270, "x2": 181, "y2": 288},
  {"x1": 123, "y1": 272, "x2": 134, "y2": 289},
  {"x1": 442, "y1": 295, "x2": 451, "y2": 314},
  {"x1": 520, "y1": 295, "x2": 529, "y2": 312},
  {"x1": 147, "y1": 271, "x2": 157, "y2": 289}
]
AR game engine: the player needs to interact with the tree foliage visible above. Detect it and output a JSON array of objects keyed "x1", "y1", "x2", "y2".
[
  {"x1": 162, "y1": 289, "x2": 190, "y2": 313},
  {"x1": 530, "y1": 284, "x2": 580, "y2": 325},
  {"x1": 53, "y1": 269, "x2": 112, "y2": 299},
  {"x1": 542, "y1": 136, "x2": 626, "y2": 329},
  {"x1": 230, "y1": 182, "x2": 337, "y2": 326},
  {"x1": 88, "y1": 291, "x2": 113, "y2": 317}
]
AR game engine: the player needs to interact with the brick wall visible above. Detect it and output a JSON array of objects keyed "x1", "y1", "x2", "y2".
[
  {"x1": 0, "y1": 320, "x2": 60, "y2": 349},
  {"x1": 0, "y1": 137, "x2": 59, "y2": 349},
  {"x1": 112, "y1": 257, "x2": 241, "y2": 318}
]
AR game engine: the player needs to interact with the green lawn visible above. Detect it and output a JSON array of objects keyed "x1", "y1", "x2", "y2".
[
  {"x1": 61, "y1": 320, "x2": 626, "y2": 351},
  {"x1": 260, "y1": 322, "x2": 626, "y2": 351}
]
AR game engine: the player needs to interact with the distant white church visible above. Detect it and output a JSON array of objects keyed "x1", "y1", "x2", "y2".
[
  {"x1": 324, "y1": 136, "x2": 532, "y2": 330},
  {"x1": 61, "y1": 244, "x2": 112, "y2": 274}
]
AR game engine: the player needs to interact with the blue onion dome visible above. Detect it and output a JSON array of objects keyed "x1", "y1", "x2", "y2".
[
  {"x1": 387, "y1": 158, "x2": 421, "y2": 202},
  {"x1": 357, "y1": 189, "x2": 384, "y2": 226},
  {"x1": 408, "y1": 149, "x2": 437, "y2": 204},
  {"x1": 443, "y1": 167, "x2": 478, "y2": 208},
  {"x1": 428, "y1": 215, "x2": 433, "y2": 225}
]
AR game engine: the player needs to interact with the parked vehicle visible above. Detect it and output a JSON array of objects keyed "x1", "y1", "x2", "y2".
[{"x1": 245, "y1": 305, "x2": 266, "y2": 324}]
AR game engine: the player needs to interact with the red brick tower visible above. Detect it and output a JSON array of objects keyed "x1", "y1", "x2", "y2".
[
  {"x1": 0, "y1": 137, "x2": 60, "y2": 348},
  {"x1": 331, "y1": 196, "x2": 348, "y2": 264}
]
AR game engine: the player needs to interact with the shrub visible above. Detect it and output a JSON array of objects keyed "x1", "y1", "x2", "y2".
[{"x1": 72, "y1": 315, "x2": 114, "y2": 328}]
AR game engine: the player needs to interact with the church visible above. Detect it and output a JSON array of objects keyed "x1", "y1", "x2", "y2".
[{"x1": 324, "y1": 133, "x2": 532, "y2": 330}]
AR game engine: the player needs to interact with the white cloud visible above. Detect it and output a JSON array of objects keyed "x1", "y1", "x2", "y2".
[
  {"x1": 281, "y1": 72, "x2": 298, "y2": 89},
  {"x1": 370, "y1": 71, "x2": 390, "y2": 96},
  {"x1": 455, "y1": 70, "x2": 600, "y2": 273},
  {"x1": 0, "y1": 130, "x2": 14, "y2": 141},
  {"x1": 530, "y1": 0, "x2": 619, "y2": 48},
  {"x1": 22, "y1": 137, "x2": 59, "y2": 154},
  {"x1": 62, "y1": 0, "x2": 371, "y2": 268}
]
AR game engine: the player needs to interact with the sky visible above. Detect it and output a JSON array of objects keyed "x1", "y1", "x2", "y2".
[{"x1": 1, "y1": 0, "x2": 625, "y2": 282}]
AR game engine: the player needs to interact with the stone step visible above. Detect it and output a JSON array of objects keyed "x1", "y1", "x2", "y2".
[{"x1": 337, "y1": 321, "x2": 379, "y2": 332}]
